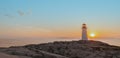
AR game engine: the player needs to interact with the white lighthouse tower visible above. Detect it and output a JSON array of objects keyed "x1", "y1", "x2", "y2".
[{"x1": 82, "y1": 23, "x2": 88, "y2": 40}]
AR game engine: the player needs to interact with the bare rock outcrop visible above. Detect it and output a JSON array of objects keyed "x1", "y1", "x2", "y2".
[
  {"x1": 0, "y1": 40, "x2": 120, "y2": 58},
  {"x1": 0, "y1": 46, "x2": 68, "y2": 58},
  {"x1": 0, "y1": 52, "x2": 31, "y2": 58}
]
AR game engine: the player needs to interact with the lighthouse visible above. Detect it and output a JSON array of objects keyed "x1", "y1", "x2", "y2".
[{"x1": 82, "y1": 23, "x2": 88, "y2": 40}]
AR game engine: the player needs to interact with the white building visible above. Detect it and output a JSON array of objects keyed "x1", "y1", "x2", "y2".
[{"x1": 82, "y1": 23, "x2": 88, "y2": 40}]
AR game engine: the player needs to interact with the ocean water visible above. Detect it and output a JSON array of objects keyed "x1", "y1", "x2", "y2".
[
  {"x1": 0, "y1": 38, "x2": 120, "y2": 47},
  {"x1": 0, "y1": 38, "x2": 79, "y2": 47}
]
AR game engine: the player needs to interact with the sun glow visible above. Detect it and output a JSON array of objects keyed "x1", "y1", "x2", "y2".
[{"x1": 90, "y1": 33, "x2": 96, "y2": 37}]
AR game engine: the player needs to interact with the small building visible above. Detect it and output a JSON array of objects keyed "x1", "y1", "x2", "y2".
[{"x1": 82, "y1": 23, "x2": 88, "y2": 40}]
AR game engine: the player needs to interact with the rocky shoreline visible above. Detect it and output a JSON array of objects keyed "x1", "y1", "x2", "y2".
[{"x1": 0, "y1": 40, "x2": 120, "y2": 58}]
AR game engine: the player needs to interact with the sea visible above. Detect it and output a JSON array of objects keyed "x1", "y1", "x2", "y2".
[{"x1": 0, "y1": 38, "x2": 120, "y2": 47}]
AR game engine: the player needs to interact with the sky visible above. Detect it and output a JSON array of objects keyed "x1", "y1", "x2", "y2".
[{"x1": 0, "y1": 0, "x2": 120, "y2": 46}]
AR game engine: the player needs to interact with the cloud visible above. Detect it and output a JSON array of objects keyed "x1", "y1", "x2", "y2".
[
  {"x1": 4, "y1": 14, "x2": 14, "y2": 18},
  {"x1": 27, "y1": 9, "x2": 32, "y2": 15},
  {"x1": 17, "y1": 9, "x2": 32, "y2": 16},
  {"x1": 0, "y1": 8, "x2": 8, "y2": 16},
  {"x1": 1, "y1": 8, "x2": 32, "y2": 18},
  {"x1": 17, "y1": 10, "x2": 25, "y2": 16},
  {"x1": 0, "y1": 8, "x2": 6, "y2": 12}
]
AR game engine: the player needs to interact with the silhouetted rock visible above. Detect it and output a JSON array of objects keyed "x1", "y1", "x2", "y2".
[
  {"x1": 0, "y1": 40, "x2": 120, "y2": 58},
  {"x1": 0, "y1": 52, "x2": 31, "y2": 58}
]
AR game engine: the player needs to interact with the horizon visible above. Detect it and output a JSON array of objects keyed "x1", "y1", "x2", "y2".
[{"x1": 0, "y1": 0, "x2": 120, "y2": 47}]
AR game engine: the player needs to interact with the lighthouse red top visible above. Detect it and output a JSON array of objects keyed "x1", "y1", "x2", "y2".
[{"x1": 82, "y1": 23, "x2": 87, "y2": 29}]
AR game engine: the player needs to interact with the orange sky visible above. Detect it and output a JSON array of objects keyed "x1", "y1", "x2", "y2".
[{"x1": 0, "y1": 26, "x2": 120, "y2": 39}]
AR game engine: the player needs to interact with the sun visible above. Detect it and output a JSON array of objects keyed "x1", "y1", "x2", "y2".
[{"x1": 90, "y1": 33, "x2": 95, "y2": 37}]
